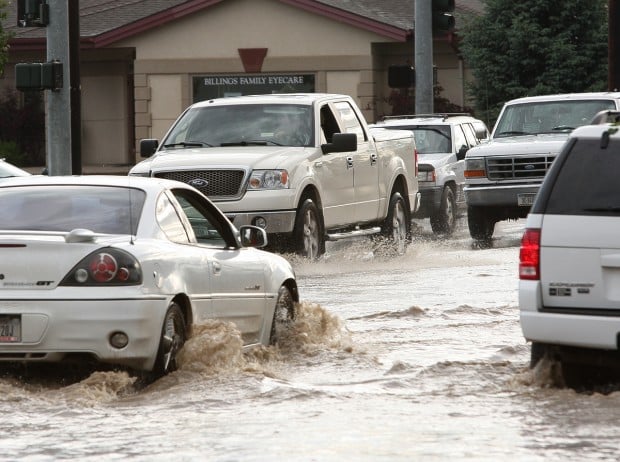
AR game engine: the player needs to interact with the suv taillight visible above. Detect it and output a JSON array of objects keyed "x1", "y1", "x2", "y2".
[{"x1": 519, "y1": 228, "x2": 540, "y2": 280}]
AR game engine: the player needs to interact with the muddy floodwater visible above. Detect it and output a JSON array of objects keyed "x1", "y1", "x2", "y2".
[{"x1": 2, "y1": 219, "x2": 620, "y2": 461}]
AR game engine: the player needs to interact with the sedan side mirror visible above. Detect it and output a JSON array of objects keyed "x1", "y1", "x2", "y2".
[{"x1": 239, "y1": 225, "x2": 268, "y2": 248}]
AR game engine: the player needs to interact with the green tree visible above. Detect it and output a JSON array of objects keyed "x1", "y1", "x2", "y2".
[
  {"x1": 459, "y1": 0, "x2": 608, "y2": 127},
  {"x1": 0, "y1": 0, "x2": 9, "y2": 74}
]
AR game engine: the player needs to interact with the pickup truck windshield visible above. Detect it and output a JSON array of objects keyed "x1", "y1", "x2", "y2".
[
  {"x1": 163, "y1": 104, "x2": 314, "y2": 148},
  {"x1": 494, "y1": 99, "x2": 616, "y2": 137}
]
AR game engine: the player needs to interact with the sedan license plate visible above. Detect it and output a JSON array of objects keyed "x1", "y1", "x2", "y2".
[
  {"x1": 517, "y1": 193, "x2": 536, "y2": 207},
  {"x1": 0, "y1": 315, "x2": 21, "y2": 342}
]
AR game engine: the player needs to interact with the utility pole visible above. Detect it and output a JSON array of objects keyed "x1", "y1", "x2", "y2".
[
  {"x1": 415, "y1": 0, "x2": 433, "y2": 114},
  {"x1": 46, "y1": 0, "x2": 71, "y2": 175},
  {"x1": 16, "y1": 0, "x2": 81, "y2": 175}
]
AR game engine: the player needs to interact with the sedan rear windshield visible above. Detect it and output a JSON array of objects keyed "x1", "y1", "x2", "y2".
[
  {"x1": 0, "y1": 185, "x2": 145, "y2": 234},
  {"x1": 544, "y1": 136, "x2": 620, "y2": 216}
]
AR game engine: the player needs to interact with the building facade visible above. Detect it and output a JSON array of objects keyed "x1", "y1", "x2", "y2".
[{"x1": 3, "y1": 0, "x2": 482, "y2": 170}]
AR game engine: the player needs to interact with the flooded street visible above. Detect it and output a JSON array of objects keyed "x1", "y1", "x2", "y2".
[{"x1": 3, "y1": 218, "x2": 620, "y2": 461}]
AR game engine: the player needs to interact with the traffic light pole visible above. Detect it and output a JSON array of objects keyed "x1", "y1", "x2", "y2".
[
  {"x1": 415, "y1": 0, "x2": 433, "y2": 114},
  {"x1": 46, "y1": 0, "x2": 71, "y2": 175}
]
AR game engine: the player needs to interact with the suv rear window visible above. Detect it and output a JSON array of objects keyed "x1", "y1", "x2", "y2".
[
  {"x1": 383, "y1": 125, "x2": 451, "y2": 153},
  {"x1": 542, "y1": 137, "x2": 620, "y2": 216}
]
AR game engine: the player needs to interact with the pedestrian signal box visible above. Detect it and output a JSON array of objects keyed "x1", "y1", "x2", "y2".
[{"x1": 16, "y1": 61, "x2": 63, "y2": 91}]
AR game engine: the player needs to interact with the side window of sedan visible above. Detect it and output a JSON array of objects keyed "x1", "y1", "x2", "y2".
[
  {"x1": 173, "y1": 194, "x2": 227, "y2": 248},
  {"x1": 156, "y1": 193, "x2": 190, "y2": 243}
]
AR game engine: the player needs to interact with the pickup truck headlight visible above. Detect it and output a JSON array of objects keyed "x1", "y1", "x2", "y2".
[
  {"x1": 248, "y1": 169, "x2": 289, "y2": 190},
  {"x1": 464, "y1": 158, "x2": 487, "y2": 179}
]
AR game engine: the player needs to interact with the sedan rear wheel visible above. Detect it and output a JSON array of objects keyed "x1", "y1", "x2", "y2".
[{"x1": 152, "y1": 302, "x2": 186, "y2": 378}]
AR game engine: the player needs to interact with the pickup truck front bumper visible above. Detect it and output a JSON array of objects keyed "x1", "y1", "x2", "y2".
[
  {"x1": 464, "y1": 183, "x2": 541, "y2": 207},
  {"x1": 225, "y1": 209, "x2": 296, "y2": 234},
  {"x1": 215, "y1": 189, "x2": 298, "y2": 234}
]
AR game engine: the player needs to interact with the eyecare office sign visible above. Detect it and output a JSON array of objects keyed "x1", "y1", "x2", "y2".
[{"x1": 193, "y1": 74, "x2": 315, "y2": 101}]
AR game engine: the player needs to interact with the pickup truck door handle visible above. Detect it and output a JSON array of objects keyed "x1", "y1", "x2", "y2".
[
  {"x1": 212, "y1": 261, "x2": 221, "y2": 275},
  {"x1": 346, "y1": 156, "x2": 354, "y2": 169},
  {"x1": 370, "y1": 153, "x2": 378, "y2": 165}
]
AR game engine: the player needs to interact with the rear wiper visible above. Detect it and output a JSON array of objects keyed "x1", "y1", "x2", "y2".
[
  {"x1": 495, "y1": 130, "x2": 530, "y2": 137},
  {"x1": 163, "y1": 141, "x2": 213, "y2": 148}
]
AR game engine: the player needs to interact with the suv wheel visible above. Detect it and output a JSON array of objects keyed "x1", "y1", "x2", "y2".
[
  {"x1": 430, "y1": 186, "x2": 457, "y2": 235},
  {"x1": 467, "y1": 205, "x2": 495, "y2": 240}
]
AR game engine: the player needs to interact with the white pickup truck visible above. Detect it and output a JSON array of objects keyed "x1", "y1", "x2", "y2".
[
  {"x1": 129, "y1": 93, "x2": 419, "y2": 258},
  {"x1": 463, "y1": 92, "x2": 620, "y2": 240}
]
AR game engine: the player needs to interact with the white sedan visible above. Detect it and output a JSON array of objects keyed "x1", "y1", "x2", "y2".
[
  {"x1": 0, "y1": 159, "x2": 31, "y2": 179},
  {"x1": 0, "y1": 175, "x2": 298, "y2": 379}
]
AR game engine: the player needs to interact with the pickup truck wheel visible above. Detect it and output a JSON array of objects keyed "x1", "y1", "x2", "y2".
[
  {"x1": 430, "y1": 186, "x2": 457, "y2": 235},
  {"x1": 294, "y1": 199, "x2": 325, "y2": 259},
  {"x1": 381, "y1": 192, "x2": 410, "y2": 256},
  {"x1": 467, "y1": 205, "x2": 495, "y2": 241}
]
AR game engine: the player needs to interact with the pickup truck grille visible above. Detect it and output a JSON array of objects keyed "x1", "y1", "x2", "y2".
[
  {"x1": 154, "y1": 169, "x2": 246, "y2": 199},
  {"x1": 486, "y1": 155, "x2": 554, "y2": 181}
]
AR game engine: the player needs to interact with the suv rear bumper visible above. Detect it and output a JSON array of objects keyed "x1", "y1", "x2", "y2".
[
  {"x1": 520, "y1": 280, "x2": 620, "y2": 350},
  {"x1": 520, "y1": 310, "x2": 620, "y2": 350},
  {"x1": 464, "y1": 183, "x2": 540, "y2": 207}
]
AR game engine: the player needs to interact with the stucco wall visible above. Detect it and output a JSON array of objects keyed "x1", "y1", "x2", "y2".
[{"x1": 119, "y1": 0, "x2": 393, "y2": 157}]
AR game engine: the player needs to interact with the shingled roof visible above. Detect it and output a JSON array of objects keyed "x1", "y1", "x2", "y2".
[{"x1": 5, "y1": 0, "x2": 483, "y2": 49}]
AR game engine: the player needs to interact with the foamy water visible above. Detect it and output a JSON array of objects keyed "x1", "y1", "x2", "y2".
[{"x1": 2, "y1": 219, "x2": 620, "y2": 461}]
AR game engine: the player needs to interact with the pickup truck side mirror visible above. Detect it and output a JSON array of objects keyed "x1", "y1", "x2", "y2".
[
  {"x1": 140, "y1": 139, "x2": 159, "y2": 157},
  {"x1": 321, "y1": 133, "x2": 357, "y2": 154}
]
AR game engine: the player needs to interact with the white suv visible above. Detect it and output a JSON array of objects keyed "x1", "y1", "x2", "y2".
[
  {"x1": 372, "y1": 114, "x2": 488, "y2": 235},
  {"x1": 519, "y1": 110, "x2": 620, "y2": 385}
]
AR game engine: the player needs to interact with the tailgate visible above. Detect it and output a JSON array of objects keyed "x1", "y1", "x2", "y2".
[{"x1": 540, "y1": 215, "x2": 620, "y2": 310}]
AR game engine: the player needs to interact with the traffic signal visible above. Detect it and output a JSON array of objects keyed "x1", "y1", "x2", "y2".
[
  {"x1": 432, "y1": 0, "x2": 455, "y2": 33},
  {"x1": 17, "y1": 0, "x2": 49, "y2": 27},
  {"x1": 16, "y1": 61, "x2": 63, "y2": 91},
  {"x1": 388, "y1": 65, "x2": 415, "y2": 88}
]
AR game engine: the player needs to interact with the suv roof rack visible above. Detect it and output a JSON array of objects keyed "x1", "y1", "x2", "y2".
[
  {"x1": 591, "y1": 110, "x2": 620, "y2": 125},
  {"x1": 380, "y1": 113, "x2": 471, "y2": 122}
]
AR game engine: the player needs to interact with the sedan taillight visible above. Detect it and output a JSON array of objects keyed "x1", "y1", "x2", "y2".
[
  {"x1": 519, "y1": 228, "x2": 540, "y2": 280},
  {"x1": 61, "y1": 248, "x2": 142, "y2": 286}
]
